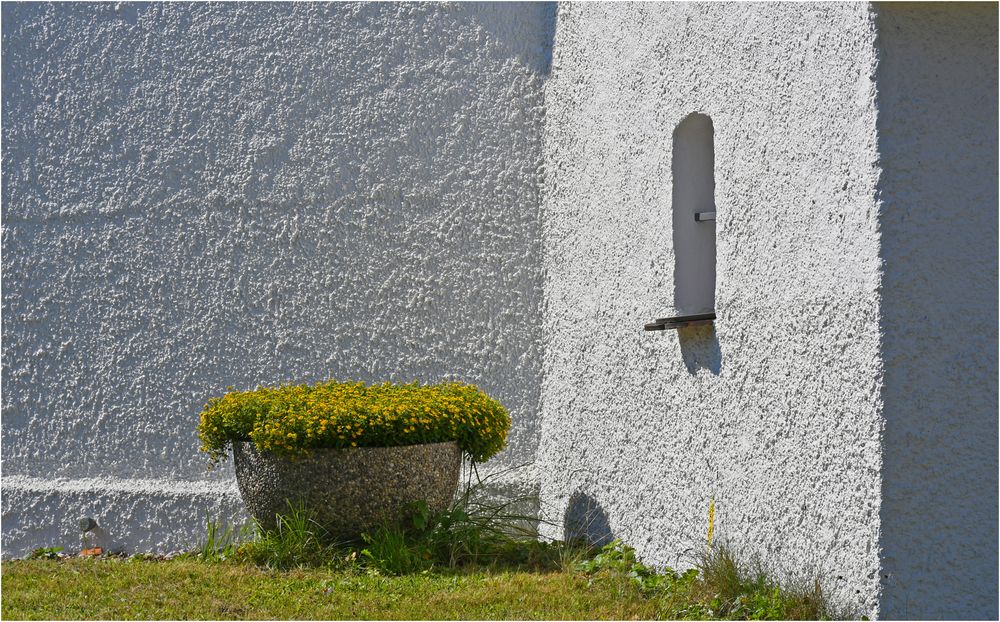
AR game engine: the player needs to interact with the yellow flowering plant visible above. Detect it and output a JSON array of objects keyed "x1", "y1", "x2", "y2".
[{"x1": 198, "y1": 380, "x2": 511, "y2": 465}]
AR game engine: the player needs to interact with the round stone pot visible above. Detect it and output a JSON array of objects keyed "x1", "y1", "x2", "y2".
[{"x1": 233, "y1": 440, "x2": 462, "y2": 540}]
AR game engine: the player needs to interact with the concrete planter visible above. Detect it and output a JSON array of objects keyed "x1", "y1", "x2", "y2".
[{"x1": 232, "y1": 440, "x2": 462, "y2": 539}]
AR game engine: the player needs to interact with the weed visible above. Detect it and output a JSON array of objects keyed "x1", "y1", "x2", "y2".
[
  {"x1": 409, "y1": 459, "x2": 558, "y2": 570},
  {"x1": 577, "y1": 540, "x2": 698, "y2": 595},
  {"x1": 688, "y1": 543, "x2": 847, "y2": 620},
  {"x1": 356, "y1": 492, "x2": 552, "y2": 574},
  {"x1": 360, "y1": 525, "x2": 432, "y2": 575},
  {"x1": 27, "y1": 547, "x2": 64, "y2": 560},
  {"x1": 574, "y1": 540, "x2": 850, "y2": 620},
  {"x1": 235, "y1": 502, "x2": 345, "y2": 570},
  {"x1": 197, "y1": 514, "x2": 249, "y2": 562}
]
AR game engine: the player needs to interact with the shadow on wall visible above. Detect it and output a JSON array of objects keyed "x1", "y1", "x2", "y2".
[
  {"x1": 462, "y1": 1, "x2": 557, "y2": 76},
  {"x1": 678, "y1": 324, "x2": 722, "y2": 375},
  {"x1": 876, "y1": 4, "x2": 998, "y2": 619},
  {"x1": 563, "y1": 491, "x2": 614, "y2": 547}
]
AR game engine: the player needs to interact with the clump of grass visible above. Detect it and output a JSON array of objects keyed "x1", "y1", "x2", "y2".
[
  {"x1": 27, "y1": 547, "x2": 64, "y2": 560},
  {"x1": 408, "y1": 461, "x2": 597, "y2": 573},
  {"x1": 196, "y1": 514, "x2": 250, "y2": 562},
  {"x1": 207, "y1": 462, "x2": 583, "y2": 575},
  {"x1": 355, "y1": 481, "x2": 568, "y2": 575},
  {"x1": 234, "y1": 503, "x2": 346, "y2": 570},
  {"x1": 360, "y1": 524, "x2": 432, "y2": 575},
  {"x1": 575, "y1": 539, "x2": 851, "y2": 620},
  {"x1": 688, "y1": 543, "x2": 850, "y2": 620}
]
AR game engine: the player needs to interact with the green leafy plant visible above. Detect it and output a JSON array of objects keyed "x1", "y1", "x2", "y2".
[
  {"x1": 27, "y1": 547, "x2": 64, "y2": 560},
  {"x1": 198, "y1": 380, "x2": 510, "y2": 465},
  {"x1": 575, "y1": 539, "x2": 849, "y2": 620},
  {"x1": 577, "y1": 540, "x2": 699, "y2": 595},
  {"x1": 688, "y1": 543, "x2": 843, "y2": 620}
]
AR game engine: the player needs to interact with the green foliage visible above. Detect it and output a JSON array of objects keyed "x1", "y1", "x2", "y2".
[
  {"x1": 235, "y1": 503, "x2": 345, "y2": 570},
  {"x1": 355, "y1": 516, "x2": 575, "y2": 577},
  {"x1": 361, "y1": 525, "x2": 432, "y2": 575},
  {"x1": 212, "y1": 462, "x2": 572, "y2": 576},
  {"x1": 190, "y1": 484, "x2": 850, "y2": 619},
  {"x1": 577, "y1": 540, "x2": 699, "y2": 595},
  {"x1": 576, "y1": 540, "x2": 851, "y2": 620},
  {"x1": 198, "y1": 380, "x2": 510, "y2": 464},
  {"x1": 27, "y1": 547, "x2": 63, "y2": 560},
  {"x1": 400, "y1": 466, "x2": 577, "y2": 572},
  {"x1": 196, "y1": 515, "x2": 249, "y2": 562},
  {"x1": 690, "y1": 544, "x2": 844, "y2": 620},
  {"x1": 575, "y1": 540, "x2": 847, "y2": 620}
]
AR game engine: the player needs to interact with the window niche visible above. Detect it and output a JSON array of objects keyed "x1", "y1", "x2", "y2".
[{"x1": 645, "y1": 112, "x2": 717, "y2": 331}]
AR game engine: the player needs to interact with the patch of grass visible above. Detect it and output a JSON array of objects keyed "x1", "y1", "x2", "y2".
[
  {"x1": 197, "y1": 515, "x2": 250, "y2": 563},
  {"x1": 1, "y1": 558, "x2": 663, "y2": 620},
  {"x1": 26, "y1": 546, "x2": 64, "y2": 560},
  {"x1": 407, "y1": 484, "x2": 574, "y2": 572},
  {"x1": 5, "y1": 472, "x2": 855, "y2": 619},
  {"x1": 689, "y1": 543, "x2": 851, "y2": 620},
  {"x1": 361, "y1": 524, "x2": 432, "y2": 575},
  {"x1": 1, "y1": 540, "x2": 855, "y2": 620},
  {"x1": 235, "y1": 503, "x2": 346, "y2": 571},
  {"x1": 575, "y1": 540, "x2": 853, "y2": 620}
]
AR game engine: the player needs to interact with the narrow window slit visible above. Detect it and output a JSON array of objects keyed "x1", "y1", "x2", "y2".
[{"x1": 645, "y1": 112, "x2": 717, "y2": 331}]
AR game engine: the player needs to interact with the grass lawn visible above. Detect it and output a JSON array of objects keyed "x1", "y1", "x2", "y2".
[
  {"x1": 2, "y1": 541, "x2": 846, "y2": 621},
  {"x1": 2, "y1": 557, "x2": 664, "y2": 620},
  {"x1": 1, "y1": 504, "x2": 847, "y2": 621}
]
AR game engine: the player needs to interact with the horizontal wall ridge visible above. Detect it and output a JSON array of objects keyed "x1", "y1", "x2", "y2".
[{"x1": 1, "y1": 475, "x2": 238, "y2": 497}]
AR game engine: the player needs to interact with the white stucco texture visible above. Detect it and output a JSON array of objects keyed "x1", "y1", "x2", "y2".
[
  {"x1": 2, "y1": 1, "x2": 553, "y2": 556},
  {"x1": 2, "y1": 3, "x2": 997, "y2": 619},
  {"x1": 875, "y1": 3, "x2": 998, "y2": 619},
  {"x1": 537, "y1": 3, "x2": 884, "y2": 617}
]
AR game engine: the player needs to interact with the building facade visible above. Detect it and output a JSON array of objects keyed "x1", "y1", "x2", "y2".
[{"x1": 2, "y1": 3, "x2": 996, "y2": 618}]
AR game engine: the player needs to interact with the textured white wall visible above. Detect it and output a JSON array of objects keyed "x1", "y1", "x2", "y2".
[
  {"x1": 537, "y1": 3, "x2": 884, "y2": 616},
  {"x1": 2, "y1": 2, "x2": 553, "y2": 557},
  {"x1": 875, "y1": 4, "x2": 998, "y2": 619},
  {"x1": 3, "y1": 4, "x2": 996, "y2": 618}
]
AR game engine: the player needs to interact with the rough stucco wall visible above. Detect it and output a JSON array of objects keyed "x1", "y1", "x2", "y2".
[
  {"x1": 875, "y1": 4, "x2": 998, "y2": 619},
  {"x1": 2, "y1": 1, "x2": 552, "y2": 557},
  {"x1": 538, "y1": 3, "x2": 883, "y2": 616}
]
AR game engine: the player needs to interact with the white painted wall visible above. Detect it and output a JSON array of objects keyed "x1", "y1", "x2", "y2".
[
  {"x1": 2, "y1": 1, "x2": 553, "y2": 557},
  {"x1": 3, "y1": 3, "x2": 996, "y2": 618},
  {"x1": 874, "y1": 3, "x2": 998, "y2": 619},
  {"x1": 537, "y1": 3, "x2": 885, "y2": 617}
]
